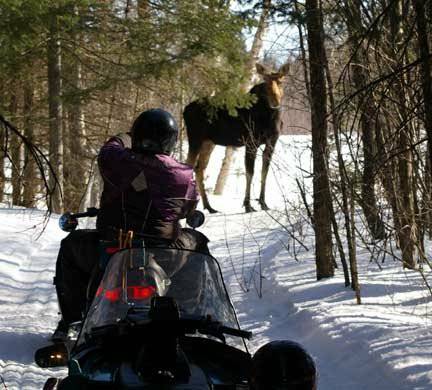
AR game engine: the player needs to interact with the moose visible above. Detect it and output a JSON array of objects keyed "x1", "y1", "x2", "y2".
[{"x1": 183, "y1": 62, "x2": 290, "y2": 213}]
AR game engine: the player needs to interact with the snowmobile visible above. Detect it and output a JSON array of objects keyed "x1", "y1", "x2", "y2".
[{"x1": 35, "y1": 209, "x2": 291, "y2": 389}]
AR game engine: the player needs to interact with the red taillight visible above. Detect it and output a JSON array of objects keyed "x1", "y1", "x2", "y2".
[
  {"x1": 104, "y1": 287, "x2": 121, "y2": 302},
  {"x1": 105, "y1": 247, "x2": 119, "y2": 255},
  {"x1": 95, "y1": 286, "x2": 103, "y2": 297},
  {"x1": 127, "y1": 285, "x2": 156, "y2": 300},
  {"x1": 99, "y1": 285, "x2": 155, "y2": 302}
]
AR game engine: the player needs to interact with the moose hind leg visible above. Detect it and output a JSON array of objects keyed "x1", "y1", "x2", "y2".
[
  {"x1": 244, "y1": 143, "x2": 258, "y2": 213},
  {"x1": 195, "y1": 140, "x2": 217, "y2": 213},
  {"x1": 259, "y1": 140, "x2": 277, "y2": 210},
  {"x1": 186, "y1": 140, "x2": 201, "y2": 167}
]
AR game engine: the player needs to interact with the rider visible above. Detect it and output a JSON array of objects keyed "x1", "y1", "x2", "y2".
[{"x1": 53, "y1": 108, "x2": 207, "y2": 340}]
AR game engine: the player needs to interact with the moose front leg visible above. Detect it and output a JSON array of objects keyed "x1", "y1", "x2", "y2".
[
  {"x1": 244, "y1": 144, "x2": 258, "y2": 213},
  {"x1": 259, "y1": 138, "x2": 277, "y2": 210},
  {"x1": 195, "y1": 140, "x2": 217, "y2": 213}
]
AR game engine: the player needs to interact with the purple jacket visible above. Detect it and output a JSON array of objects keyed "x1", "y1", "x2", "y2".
[{"x1": 96, "y1": 134, "x2": 198, "y2": 241}]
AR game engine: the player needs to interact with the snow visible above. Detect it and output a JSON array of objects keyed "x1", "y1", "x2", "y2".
[{"x1": 1, "y1": 135, "x2": 432, "y2": 389}]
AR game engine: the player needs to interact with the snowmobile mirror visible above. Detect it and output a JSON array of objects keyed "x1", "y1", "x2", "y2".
[
  {"x1": 186, "y1": 210, "x2": 205, "y2": 229},
  {"x1": 59, "y1": 212, "x2": 78, "y2": 232},
  {"x1": 35, "y1": 343, "x2": 68, "y2": 368}
]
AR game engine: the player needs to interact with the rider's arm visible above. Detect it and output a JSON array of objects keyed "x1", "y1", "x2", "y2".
[
  {"x1": 113, "y1": 133, "x2": 132, "y2": 148},
  {"x1": 98, "y1": 134, "x2": 140, "y2": 190},
  {"x1": 179, "y1": 173, "x2": 199, "y2": 219}
]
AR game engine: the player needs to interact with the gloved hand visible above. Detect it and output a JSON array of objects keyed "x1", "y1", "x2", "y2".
[{"x1": 115, "y1": 133, "x2": 132, "y2": 149}]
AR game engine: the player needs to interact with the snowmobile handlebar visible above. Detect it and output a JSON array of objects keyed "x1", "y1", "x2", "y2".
[
  {"x1": 217, "y1": 324, "x2": 252, "y2": 340},
  {"x1": 88, "y1": 313, "x2": 252, "y2": 345},
  {"x1": 69, "y1": 207, "x2": 99, "y2": 219},
  {"x1": 58, "y1": 208, "x2": 99, "y2": 232},
  {"x1": 180, "y1": 314, "x2": 253, "y2": 341},
  {"x1": 59, "y1": 208, "x2": 206, "y2": 232}
]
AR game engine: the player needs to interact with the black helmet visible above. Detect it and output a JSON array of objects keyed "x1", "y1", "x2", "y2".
[
  {"x1": 250, "y1": 341, "x2": 316, "y2": 390},
  {"x1": 130, "y1": 108, "x2": 179, "y2": 155}
]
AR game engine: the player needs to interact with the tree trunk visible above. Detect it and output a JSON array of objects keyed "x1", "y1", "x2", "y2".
[
  {"x1": 398, "y1": 127, "x2": 417, "y2": 269},
  {"x1": 324, "y1": 47, "x2": 352, "y2": 289},
  {"x1": 22, "y1": 80, "x2": 37, "y2": 207},
  {"x1": 66, "y1": 16, "x2": 87, "y2": 212},
  {"x1": 391, "y1": 0, "x2": 417, "y2": 269},
  {"x1": 375, "y1": 119, "x2": 401, "y2": 237},
  {"x1": 349, "y1": 186, "x2": 361, "y2": 303},
  {"x1": 68, "y1": 71, "x2": 86, "y2": 211},
  {"x1": 344, "y1": 0, "x2": 385, "y2": 240},
  {"x1": 243, "y1": 0, "x2": 271, "y2": 90},
  {"x1": 359, "y1": 109, "x2": 385, "y2": 239},
  {"x1": 425, "y1": 155, "x2": 432, "y2": 239},
  {"x1": 413, "y1": 0, "x2": 432, "y2": 236},
  {"x1": 9, "y1": 93, "x2": 23, "y2": 206},
  {"x1": 47, "y1": 12, "x2": 64, "y2": 213},
  {"x1": 177, "y1": 88, "x2": 186, "y2": 161},
  {"x1": 305, "y1": 0, "x2": 334, "y2": 279},
  {"x1": 0, "y1": 81, "x2": 5, "y2": 202},
  {"x1": 0, "y1": 123, "x2": 5, "y2": 202},
  {"x1": 137, "y1": 0, "x2": 149, "y2": 18},
  {"x1": 295, "y1": 0, "x2": 311, "y2": 100},
  {"x1": 214, "y1": 147, "x2": 236, "y2": 194}
]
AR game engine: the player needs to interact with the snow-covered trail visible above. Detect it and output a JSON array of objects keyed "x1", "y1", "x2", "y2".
[
  {"x1": 0, "y1": 209, "x2": 67, "y2": 389},
  {"x1": 0, "y1": 207, "x2": 431, "y2": 389}
]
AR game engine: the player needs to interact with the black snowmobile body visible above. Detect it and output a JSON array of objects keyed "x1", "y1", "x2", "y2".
[
  {"x1": 36, "y1": 210, "x2": 253, "y2": 389},
  {"x1": 61, "y1": 247, "x2": 251, "y2": 389}
]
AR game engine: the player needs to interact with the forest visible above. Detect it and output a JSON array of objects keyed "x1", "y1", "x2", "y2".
[
  {"x1": 1, "y1": 0, "x2": 432, "y2": 296},
  {"x1": 3, "y1": 1, "x2": 432, "y2": 389}
]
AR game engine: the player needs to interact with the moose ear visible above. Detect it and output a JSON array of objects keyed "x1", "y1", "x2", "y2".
[
  {"x1": 278, "y1": 62, "x2": 290, "y2": 76},
  {"x1": 256, "y1": 63, "x2": 269, "y2": 76}
]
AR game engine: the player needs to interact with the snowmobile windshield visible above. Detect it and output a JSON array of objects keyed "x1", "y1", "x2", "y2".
[{"x1": 78, "y1": 248, "x2": 239, "y2": 345}]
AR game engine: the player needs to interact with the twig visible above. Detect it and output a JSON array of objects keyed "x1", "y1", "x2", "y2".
[
  {"x1": 0, "y1": 375, "x2": 8, "y2": 390},
  {"x1": 296, "y1": 178, "x2": 314, "y2": 226}
]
